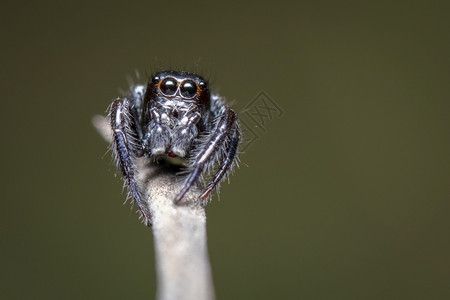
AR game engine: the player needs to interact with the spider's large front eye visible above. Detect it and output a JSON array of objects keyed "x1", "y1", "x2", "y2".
[
  {"x1": 160, "y1": 78, "x2": 178, "y2": 96},
  {"x1": 180, "y1": 80, "x2": 198, "y2": 98}
]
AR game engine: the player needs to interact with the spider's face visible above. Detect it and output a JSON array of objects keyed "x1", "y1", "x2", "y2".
[{"x1": 149, "y1": 71, "x2": 210, "y2": 107}]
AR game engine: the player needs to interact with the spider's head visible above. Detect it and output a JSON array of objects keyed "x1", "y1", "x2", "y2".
[{"x1": 148, "y1": 71, "x2": 210, "y2": 109}]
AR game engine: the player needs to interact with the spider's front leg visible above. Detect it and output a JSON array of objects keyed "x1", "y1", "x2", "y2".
[
  {"x1": 175, "y1": 108, "x2": 240, "y2": 203},
  {"x1": 199, "y1": 124, "x2": 240, "y2": 200},
  {"x1": 110, "y1": 97, "x2": 152, "y2": 226}
]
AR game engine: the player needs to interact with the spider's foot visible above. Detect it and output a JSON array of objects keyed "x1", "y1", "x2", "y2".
[{"x1": 140, "y1": 210, "x2": 153, "y2": 227}]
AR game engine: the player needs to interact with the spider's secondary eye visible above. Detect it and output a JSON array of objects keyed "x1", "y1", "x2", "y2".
[
  {"x1": 152, "y1": 75, "x2": 160, "y2": 84},
  {"x1": 180, "y1": 80, "x2": 198, "y2": 98},
  {"x1": 198, "y1": 80, "x2": 207, "y2": 90},
  {"x1": 160, "y1": 78, "x2": 178, "y2": 95}
]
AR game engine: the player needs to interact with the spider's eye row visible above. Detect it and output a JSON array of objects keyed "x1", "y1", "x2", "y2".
[
  {"x1": 152, "y1": 75, "x2": 160, "y2": 84},
  {"x1": 180, "y1": 80, "x2": 198, "y2": 98},
  {"x1": 160, "y1": 78, "x2": 178, "y2": 96}
]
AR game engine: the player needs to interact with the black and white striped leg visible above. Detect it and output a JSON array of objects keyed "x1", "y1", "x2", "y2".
[
  {"x1": 200, "y1": 126, "x2": 240, "y2": 200},
  {"x1": 174, "y1": 108, "x2": 238, "y2": 204},
  {"x1": 110, "y1": 97, "x2": 152, "y2": 226}
]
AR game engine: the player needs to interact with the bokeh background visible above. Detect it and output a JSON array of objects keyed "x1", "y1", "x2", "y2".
[{"x1": 1, "y1": 1, "x2": 449, "y2": 299}]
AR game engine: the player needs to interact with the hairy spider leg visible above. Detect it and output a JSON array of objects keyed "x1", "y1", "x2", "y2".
[
  {"x1": 200, "y1": 125, "x2": 240, "y2": 200},
  {"x1": 175, "y1": 108, "x2": 237, "y2": 203},
  {"x1": 110, "y1": 98, "x2": 152, "y2": 226}
]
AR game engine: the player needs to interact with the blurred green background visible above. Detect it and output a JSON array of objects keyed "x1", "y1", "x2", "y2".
[{"x1": 1, "y1": 0, "x2": 449, "y2": 299}]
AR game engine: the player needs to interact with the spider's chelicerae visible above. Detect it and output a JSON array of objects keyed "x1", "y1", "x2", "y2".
[{"x1": 109, "y1": 71, "x2": 240, "y2": 226}]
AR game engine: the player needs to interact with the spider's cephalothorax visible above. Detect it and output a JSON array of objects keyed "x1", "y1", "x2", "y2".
[{"x1": 109, "y1": 71, "x2": 240, "y2": 226}]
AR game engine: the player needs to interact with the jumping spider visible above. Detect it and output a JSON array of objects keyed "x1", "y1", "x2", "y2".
[{"x1": 109, "y1": 71, "x2": 240, "y2": 226}]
